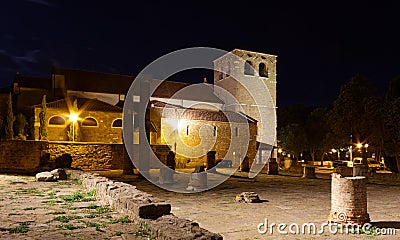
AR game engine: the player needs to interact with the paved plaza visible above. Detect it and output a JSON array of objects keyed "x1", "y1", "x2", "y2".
[
  {"x1": 0, "y1": 170, "x2": 399, "y2": 240},
  {"x1": 116, "y1": 169, "x2": 400, "y2": 240}
]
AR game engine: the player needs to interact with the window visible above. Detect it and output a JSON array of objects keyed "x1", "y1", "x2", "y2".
[
  {"x1": 49, "y1": 116, "x2": 65, "y2": 125},
  {"x1": 186, "y1": 125, "x2": 190, "y2": 135},
  {"x1": 82, "y1": 117, "x2": 98, "y2": 127},
  {"x1": 112, "y1": 119, "x2": 122, "y2": 128},
  {"x1": 259, "y1": 63, "x2": 268, "y2": 77},
  {"x1": 244, "y1": 61, "x2": 254, "y2": 75},
  {"x1": 235, "y1": 127, "x2": 238, "y2": 137},
  {"x1": 213, "y1": 126, "x2": 217, "y2": 137}
]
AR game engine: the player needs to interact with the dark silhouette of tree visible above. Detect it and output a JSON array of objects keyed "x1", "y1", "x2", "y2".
[
  {"x1": 0, "y1": 115, "x2": 4, "y2": 139},
  {"x1": 39, "y1": 95, "x2": 48, "y2": 140},
  {"x1": 28, "y1": 116, "x2": 35, "y2": 140},
  {"x1": 386, "y1": 76, "x2": 400, "y2": 101},
  {"x1": 15, "y1": 113, "x2": 27, "y2": 140},
  {"x1": 305, "y1": 107, "x2": 331, "y2": 162},
  {"x1": 329, "y1": 74, "x2": 375, "y2": 147},
  {"x1": 278, "y1": 123, "x2": 307, "y2": 160},
  {"x1": 5, "y1": 93, "x2": 15, "y2": 140}
]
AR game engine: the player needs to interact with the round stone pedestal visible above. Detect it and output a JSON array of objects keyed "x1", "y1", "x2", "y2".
[{"x1": 329, "y1": 173, "x2": 370, "y2": 225}]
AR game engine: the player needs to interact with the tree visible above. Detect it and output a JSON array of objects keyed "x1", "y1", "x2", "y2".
[
  {"x1": 67, "y1": 98, "x2": 79, "y2": 141},
  {"x1": 15, "y1": 113, "x2": 27, "y2": 140},
  {"x1": 304, "y1": 107, "x2": 330, "y2": 162},
  {"x1": 0, "y1": 115, "x2": 4, "y2": 139},
  {"x1": 278, "y1": 123, "x2": 307, "y2": 160},
  {"x1": 28, "y1": 116, "x2": 35, "y2": 140},
  {"x1": 5, "y1": 93, "x2": 15, "y2": 140},
  {"x1": 329, "y1": 74, "x2": 375, "y2": 147},
  {"x1": 39, "y1": 95, "x2": 48, "y2": 140},
  {"x1": 386, "y1": 76, "x2": 400, "y2": 101},
  {"x1": 383, "y1": 98, "x2": 400, "y2": 172}
]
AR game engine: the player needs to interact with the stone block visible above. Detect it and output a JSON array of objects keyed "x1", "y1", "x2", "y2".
[{"x1": 36, "y1": 171, "x2": 54, "y2": 181}]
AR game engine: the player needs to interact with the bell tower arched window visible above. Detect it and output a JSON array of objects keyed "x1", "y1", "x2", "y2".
[
  {"x1": 244, "y1": 61, "x2": 254, "y2": 76},
  {"x1": 259, "y1": 63, "x2": 268, "y2": 77}
]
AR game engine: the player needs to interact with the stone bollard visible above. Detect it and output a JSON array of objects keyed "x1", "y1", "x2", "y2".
[
  {"x1": 302, "y1": 165, "x2": 316, "y2": 178},
  {"x1": 329, "y1": 173, "x2": 370, "y2": 225},
  {"x1": 187, "y1": 165, "x2": 207, "y2": 190},
  {"x1": 267, "y1": 158, "x2": 279, "y2": 175},
  {"x1": 166, "y1": 151, "x2": 176, "y2": 170},
  {"x1": 159, "y1": 166, "x2": 174, "y2": 184},
  {"x1": 353, "y1": 165, "x2": 368, "y2": 177},
  {"x1": 240, "y1": 156, "x2": 250, "y2": 172},
  {"x1": 206, "y1": 151, "x2": 216, "y2": 172}
]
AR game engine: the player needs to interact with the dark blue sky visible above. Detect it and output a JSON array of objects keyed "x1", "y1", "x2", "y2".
[{"x1": 1, "y1": 1, "x2": 399, "y2": 106}]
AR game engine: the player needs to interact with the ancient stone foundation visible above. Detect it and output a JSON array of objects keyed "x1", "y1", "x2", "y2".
[
  {"x1": 329, "y1": 173, "x2": 370, "y2": 225},
  {"x1": 68, "y1": 170, "x2": 222, "y2": 240}
]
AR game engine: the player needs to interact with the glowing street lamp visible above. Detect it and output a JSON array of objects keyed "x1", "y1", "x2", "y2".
[
  {"x1": 70, "y1": 113, "x2": 79, "y2": 142},
  {"x1": 356, "y1": 143, "x2": 363, "y2": 149}
]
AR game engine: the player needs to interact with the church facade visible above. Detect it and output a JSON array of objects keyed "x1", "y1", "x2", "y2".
[{"x1": 5, "y1": 49, "x2": 277, "y2": 168}]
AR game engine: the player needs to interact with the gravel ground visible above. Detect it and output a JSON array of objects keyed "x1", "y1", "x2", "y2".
[{"x1": 0, "y1": 174, "x2": 153, "y2": 240}]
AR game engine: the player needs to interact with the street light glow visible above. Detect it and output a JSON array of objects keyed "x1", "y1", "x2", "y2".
[
  {"x1": 364, "y1": 143, "x2": 369, "y2": 148},
  {"x1": 356, "y1": 143, "x2": 363, "y2": 149},
  {"x1": 70, "y1": 113, "x2": 79, "y2": 122}
]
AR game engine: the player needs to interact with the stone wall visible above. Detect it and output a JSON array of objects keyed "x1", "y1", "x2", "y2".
[
  {"x1": 159, "y1": 117, "x2": 258, "y2": 168},
  {"x1": 45, "y1": 142, "x2": 127, "y2": 171},
  {"x1": 68, "y1": 170, "x2": 222, "y2": 240},
  {"x1": 34, "y1": 107, "x2": 123, "y2": 143},
  {"x1": 0, "y1": 140, "x2": 129, "y2": 174},
  {"x1": 0, "y1": 140, "x2": 42, "y2": 174}
]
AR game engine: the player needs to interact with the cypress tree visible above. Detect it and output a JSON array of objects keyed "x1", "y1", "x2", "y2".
[
  {"x1": 39, "y1": 95, "x2": 48, "y2": 140},
  {"x1": 5, "y1": 93, "x2": 15, "y2": 140}
]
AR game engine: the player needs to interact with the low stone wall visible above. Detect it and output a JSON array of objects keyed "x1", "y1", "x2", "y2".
[
  {"x1": 0, "y1": 140, "x2": 42, "y2": 174},
  {"x1": 0, "y1": 140, "x2": 130, "y2": 174},
  {"x1": 369, "y1": 172, "x2": 400, "y2": 182},
  {"x1": 46, "y1": 141, "x2": 128, "y2": 171},
  {"x1": 68, "y1": 170, "x2": 222, "y2": 240}
]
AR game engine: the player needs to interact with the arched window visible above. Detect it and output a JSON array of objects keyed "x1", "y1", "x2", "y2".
[
  {"x1": 235, "y1": 127, "x2": 239, "y2": 137},
  {"x1": 82, "y1": 117, "x2": 98, "y2": 127},
  {"x1": 259, "y1": 63, "x2": 268, "y2": 77},
  {"x1": 186, "y1": 125, "x2": 190, "y2": 135},
  {"x1": 244, "y1": 61, "x2": 254, "y2": 75},
  {"x1": 213, "y1": 126, "x2": 217, "y2": 137},
  {"x1": 49, "y1": 116, "x2": 65, "y2": 125},
  {"x1": 112, "y1": 119, "x2": 122, "y2": 128}
]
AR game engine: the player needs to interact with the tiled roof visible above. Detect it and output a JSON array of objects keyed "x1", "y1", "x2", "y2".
[
  {"x1": 17, "y1": 75, "x2": 51, "y2": 90},
  {"x1": 34, "y1": 97, "x2": 122, "y2": 113},
  {"x1": 52, "y1": 67, "x2": 223, "y2": 103},
  {"x1": 151, "y1": 101, "x2": 256, "y2": 123},
  {"x1": 151, "y1": 80, "x2": 223, "y2": 103},
  {"x1": 52, "y1": 66, "x2": 134, "y2": 94}
]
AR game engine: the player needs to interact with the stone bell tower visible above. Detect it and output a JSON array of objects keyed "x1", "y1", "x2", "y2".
[{"x1": 213, "y1": 49, "x2": 277, "y2": 164}]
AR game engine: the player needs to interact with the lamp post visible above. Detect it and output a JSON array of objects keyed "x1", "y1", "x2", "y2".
[{"x1": 70, "y1": 113, "x2": 78, "y2": 142}]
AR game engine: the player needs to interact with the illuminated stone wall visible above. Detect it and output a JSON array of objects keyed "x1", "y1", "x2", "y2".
[
  {"x1": 33, "y1": 107, "x2": 122, "y2": 143},
  {"x1": 0, "y1": 140, "x2": 128, "y2": 173},
  {"x1": 150, "y1": 107, "x2": 258, "y2": 168}
]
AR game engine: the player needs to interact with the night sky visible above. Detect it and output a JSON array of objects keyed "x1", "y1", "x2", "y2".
[{"x1": 1, "y1": 1, "x2": 400, "y2": 106}]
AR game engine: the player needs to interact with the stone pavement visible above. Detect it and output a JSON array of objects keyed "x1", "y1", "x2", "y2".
[{"x1": 112, "y1": 170, "x2": 400, "y2": 240}]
